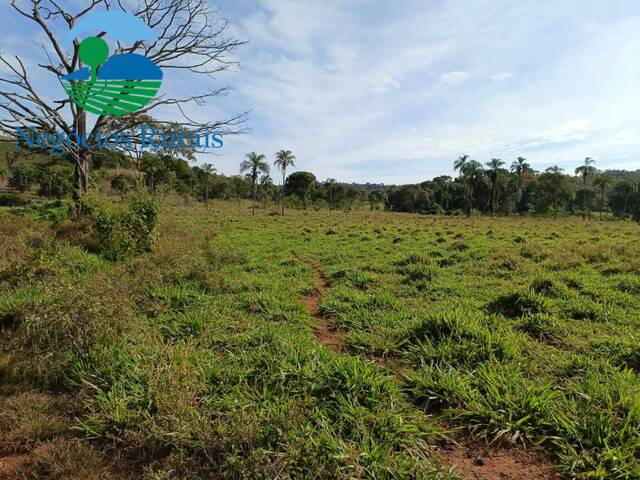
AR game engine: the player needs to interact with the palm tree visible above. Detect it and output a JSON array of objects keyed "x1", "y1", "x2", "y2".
[
  {"x1": 575, "y1": 157, "x2": 596, "y2": 220},
  {"x1": 592, "y1": 174, "x2": 611, "y2": 220},
  {"x1": 453, "y1": 154, "x2": 469, "y2": 173},
  {"x1": 511, "y1": 157, "x2": 531, "y2": 211},
  {"x1": 241, "y1": 152, "x2": 269, "y2": 215},
  {"x1": 454, "y1": 155, "x2": 472, "y2": 215},
  {"x1": 274, "y1": 149, "x2": 296, "y2": 216},
  {"x1": 201, "y1": 163, "x2": 215, "y2": 209},
  {"x1": 546, "y1": 165, "x2": 565, "y2": 216},
  {"x1": 486, "y1": 158, "x2": 505, "y2": 215},
  {"x1": 462, "y1": 160, "x2": 483, "y2": 215}
]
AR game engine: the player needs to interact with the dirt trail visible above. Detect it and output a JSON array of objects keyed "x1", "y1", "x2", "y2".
[
  {"x1": 298, "y1": 258, "x2": 558, "y2": 480},
  {"x1": 299, "y1": 258, "x2": 342, "y2": 350}
]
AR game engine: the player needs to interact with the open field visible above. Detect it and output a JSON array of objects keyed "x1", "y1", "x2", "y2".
[{"x1": 1, "y1": 204, "x2": 639, "y2": 479}]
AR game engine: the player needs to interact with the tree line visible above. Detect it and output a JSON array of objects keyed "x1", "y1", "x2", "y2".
[
  {"x1": 390, "y1": 156, "x2": 640, "y2": 220},
  {"x1": 2, "y1": 148, "x2": 640, "y2": 220}
]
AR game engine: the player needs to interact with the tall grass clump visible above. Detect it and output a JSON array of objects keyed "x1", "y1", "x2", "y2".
[{"x1": 397, "y1": 310, "x2": 519, "y2": 366}]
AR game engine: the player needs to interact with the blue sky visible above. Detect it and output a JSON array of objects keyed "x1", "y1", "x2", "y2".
[{"x1": 2, "y1": 0, "x2": 640, "y2": 183}]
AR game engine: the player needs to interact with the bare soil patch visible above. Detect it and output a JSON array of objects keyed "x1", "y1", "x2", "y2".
[{"x1": 437, "y1": 439, "x2": 559, "y2": 480}]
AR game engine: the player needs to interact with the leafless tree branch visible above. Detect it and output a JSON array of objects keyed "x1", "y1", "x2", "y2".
[{"x1": 1, "y1": 0, "x2": 248, "y2": 194}]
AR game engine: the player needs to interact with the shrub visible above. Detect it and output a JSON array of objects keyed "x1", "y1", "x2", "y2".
[
  {"x1": 79, "y1": 192, "x2": 158, "y2": 260},
  {"x1": 110, "y1": 174, "x2": 137, "y2": 198},
  {"x1": 0, "y1": 193, "x2": 30, "y2": 207}
]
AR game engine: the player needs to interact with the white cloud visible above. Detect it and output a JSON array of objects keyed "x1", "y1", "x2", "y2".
[
  {"x1": 490, "y1": 72, "x2": 514, "y2": 81},
  {"x1": 440, "y1": 70, "x2": 471, "y2": 84},
  {"x1": 369, "y1": 75, "x2": 401, "y2": 94}
]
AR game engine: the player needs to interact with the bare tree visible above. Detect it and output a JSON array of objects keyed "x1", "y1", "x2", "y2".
[{"x1": 0, "y1": 0, "x2": 247, "y2": 201}]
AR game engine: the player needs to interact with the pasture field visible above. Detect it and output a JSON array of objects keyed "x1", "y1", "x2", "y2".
[{"x1": 1, "y1": 204, "x2": 639, "y2": 479}]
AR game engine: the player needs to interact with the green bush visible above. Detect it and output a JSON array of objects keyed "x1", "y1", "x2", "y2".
[
  {"x1": 0, "y1": 193, "x2": 30, "y2": 207},
  {"x1": 79, "y1": 192, "x2": 159, "y2": 260}
]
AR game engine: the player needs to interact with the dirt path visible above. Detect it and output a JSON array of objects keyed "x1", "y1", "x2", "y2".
[
  {"x1": 299, "y1": 257, "x2": 343, "y2": 350},
  {"x1": 298, "y1": 258, "x2": 558, "y2": 480}
]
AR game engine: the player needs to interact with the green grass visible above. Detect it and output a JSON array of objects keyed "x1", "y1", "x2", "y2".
[{"x1": 1, "y1": 202, "x2": 639, "y2": 478}]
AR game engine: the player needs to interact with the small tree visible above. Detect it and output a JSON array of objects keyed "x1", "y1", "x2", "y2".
[
  {"x1": 200, "y1": 164, "x2": 216, "y2": 208},
  {"x1": 4, "y1": 151, "x2": 20, "y2": 170},
  {"x1": 285, "y1": 171, "x2": 316, "y2": 208},
  {"x1": 259, "y1": 174, "x2": 274, "y2": 209},
  {"x1": 539, "y1": 166, "x2": 572, "y2": 216},
  {"x1": 111, "y1": 174, "x2": 137, "y2": 201},
  {"x1": 231, "y1": 175, "x2": 248, "y2": 206},
  {"x1": 325, "y1": 178, "x2": 338, "y2": 212},
  {"x1": 8, "y1": 165, "x2": 34, "y2": 193}
]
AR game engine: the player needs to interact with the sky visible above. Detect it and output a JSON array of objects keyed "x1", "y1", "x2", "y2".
[{"x1": 2, "y1": 0, "x2": 640, "y2": 184}]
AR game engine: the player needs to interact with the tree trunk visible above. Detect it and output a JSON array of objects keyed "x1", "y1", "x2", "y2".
[
  {"x1": 582, "y1": 178, "x2": 587, "y2": 220},
  {"x1": 281, "y1": 169, "x2": 286, "y2": 216},
  {"x1": 491, "y1": 182, "x2": 496, "y2": 216},
  {"x1": 252, "y1": 176, "x2": 257, "y2": 215},
  {"x1": 74, "y1": 150, "x2": 91, "y2": 197},
  {"x1": 73, "y1": 110, "x2": 90, "y2": 201}
]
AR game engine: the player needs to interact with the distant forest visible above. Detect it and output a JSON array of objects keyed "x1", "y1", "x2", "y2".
[{"x1": 1, "y1": 144, "x2": 640, "y2": 220}]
